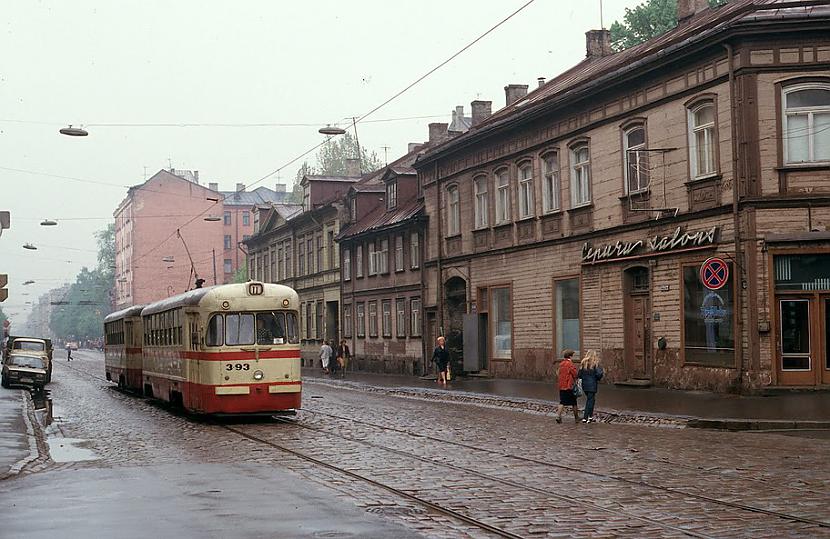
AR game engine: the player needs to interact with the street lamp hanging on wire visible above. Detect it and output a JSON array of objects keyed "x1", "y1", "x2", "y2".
[{"x1": 319, "y1": 116, "x2": 362, "y2": 174}]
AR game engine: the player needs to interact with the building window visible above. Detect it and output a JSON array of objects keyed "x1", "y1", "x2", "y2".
[
  {"x1": 368, "y1": 242, "x2": 377, "y2": 276},
  {"x1": 223, "y1": 259, "x2": 232, "y2": 274},
  {"x1": 395, "y1": 235, "x2": 404, "y2": 271},
  {"x1": 316, "y1": 235, "x2": 323, "y2": 273},
  {"x1": 410, "y1": 298, "x2": 421, "y2": 336},
  {"x1": 474, "y1": 176, "x2": 489, "y2": 229},
  {"x1": 224, "y1": 235, "x2": 232, "y2": 249},
  {"x1": 410, "y1": 232, "x2": 420, "y2": 269},
  {"x1": 269, "y1": 248, "x2": 275, "y2": 281},
  {"x1": 382, "y1": 300, "x2": 392, "y2": 337},
  {"x1": 783, "y1": 84, "x2": 830, "y2": 164},
  {"x1": 356, "y1": 303, "x2": 365, "y2": 338},
  {"x1": 386, "y1": 181, "x2": 397, "y2": 210},
  {"x1": 517, "y1": 163, "x2": 534, "y2": 219},
  {"x1": 243, "y1": 234, "x2": 250, "y2": 241},
  {"x1": 368, "y1": 301, "x2": 378, "y2": 337},
  {"x1": 284, "y1": 242, "x2": 292, "y2": 278},
  {"x1": 379, "y1": 238, "x2": 389, "y2": 274},
  {"x1": 542, "y1": 153, "x2": 560, "y2": 213},
  {"x1": 570, "y1": 143, "x2": 591, "y2": 207},
  {"x1": 356, "y1": 244, "x2": 364, "y2": 278},
  {"x1": 307, "y1": 238, "x2": 314, "y2": 274},
  {"x1": 555, "y1": 278, "x2": 580, "y2": 358},
  {"x1": 303, "y1": 184, "x2": 310, "y2": 212},
  {"x1": 277, "y1": 247, "x2": 284, "y2": 280},
  {"x1": 316, "y1": 300, "x2": 323, "y2": 340},
  {"x1": 298, "y1": 241, "x2": 305, "y2": 275},
  {"x1": 242, "y1": 211, "x2": 250, "y2": 226},
  {"x1": 223, "y1": 211, "x2": 231, "y2": 225},
  {"x1": 495, "y1": 169, "x2": 511, "y2": 224},
  {"x1": 447, "y1": 185, "x2": 460, "y2": 236},
  {"x1": 624, "y1": 125, "x2": 649, "y2": 193},
  {"x1": 327, "y1": 230, "x2": 335, "y2": 270},
  {"x1": 491, "y1": 287, "x2": 511, "y2": 359},
  {"x1": 396, "y1": 298, "x2": 406, "y2": 337},
  {"x1": 350, "y1": 197, "x2": 356, "y2": 221},
  {"x1": 343, "y1": 248, "x2": 351, "y2": 281},
  {"x1": 682, "y1": 263, "x2": 734, "y2": 367},
  {"x1": 305, "y1": 303, "x2": 312, "y2": 339},
  {"x1": 688, "y1": 102, "x2": 717, "y2": 178},
  {"x1": 343, "y1": 304, "x2": 353, "y2": 338},
  {"x1": 263, "y1": 252, "x2": 270, "y2": 282}
]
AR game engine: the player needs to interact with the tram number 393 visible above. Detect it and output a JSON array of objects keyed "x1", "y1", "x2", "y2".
[{"x1": 225, "y1": 363, "x2": 250, "y2": 371}]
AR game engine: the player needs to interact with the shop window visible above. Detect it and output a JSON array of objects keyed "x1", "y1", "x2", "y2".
[
  {"x1": 774, "y1": 254, "x2": 830, "y2": 291},
  {"x1": 555, "y1": 279, "x2": 580, "y2": 357},
  {"x1": 782, "y1": 83, "x2": 830, "y2": 164},
  {"x1": 682, "y1": 263, "x2": 735, "y2": 367},
  {"x1": 474, "y1": 176, "x2": 489, "y2": 229},
  {"x1": 491, "y1": 287, "x2": 512, "y2": 359},
  {"x1": 688, "y1": 101, "x2": 717, "y2": 178}
]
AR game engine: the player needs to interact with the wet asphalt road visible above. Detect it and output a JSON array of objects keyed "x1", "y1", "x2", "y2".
[{"x1": 2, "y1": 350, "x2": 830, "y2": 538}]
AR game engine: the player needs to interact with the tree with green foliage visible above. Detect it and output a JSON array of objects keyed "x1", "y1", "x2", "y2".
[
  {"x1": 0, "y1": 306, "x2": 7, "y2": 329},
  {"x1": 233, "y1": 260, "x2": 248, "y2": 283},
  {"x1": 610, "y1": 0, "x2": 727, "y2": 51},
  {"x1": 288, "y1": 132, "x2": 383, "y2": 204}
]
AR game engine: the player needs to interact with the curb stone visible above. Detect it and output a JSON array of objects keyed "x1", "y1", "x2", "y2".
[{"x1": 1, "y1": 391, "x2": 43, "y2": 480}]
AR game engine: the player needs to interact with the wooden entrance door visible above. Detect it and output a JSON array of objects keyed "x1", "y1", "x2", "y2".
[
  {"x1": 821, "y1": 297, "x2": 830, "y2": 385},
  {"x1": 624, "y1": 267, "x2": 650, "y2": 379}
]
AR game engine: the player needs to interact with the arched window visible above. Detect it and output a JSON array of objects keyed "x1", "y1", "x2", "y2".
[
  {"x1": 570, "y1": 143, "x2": 591, "y2": 207},
  {"x1": 517, "y1": 162, "x2": 535, "y2": 219},
  {"x1": 447, "y1": 185, "x2": 460, "y2": 236},
  {"x1": 473, "y1": 176, "x2": 489, "y2": 229},
  {"x1": 688, "y1": 101, "x2": 717, "y2": 178},
  {"x1": 624, "y1": 125, "x2": 648, "y2": 193},
  {"x1": 783, "y1": 84, "x2": 830, "y2": 164},
  {"x1": 495, "y1": 169, "x2": 511, "y2": 224},
  {"x1": 541, "y1": 152, "x2": 560, "y2": 213}
]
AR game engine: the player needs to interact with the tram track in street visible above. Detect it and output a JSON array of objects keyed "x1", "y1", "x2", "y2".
[{"x1": 294, "y1": 407, "x2": 830, "y2": 532}]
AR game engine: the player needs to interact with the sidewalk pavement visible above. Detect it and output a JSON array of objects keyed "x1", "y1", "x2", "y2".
[
  {"x1": 302, "y1": 368, "x2": 830, "y2": 430},
  {"x1": 0, "y1": 388, "x2": 38, "y2": 479}
]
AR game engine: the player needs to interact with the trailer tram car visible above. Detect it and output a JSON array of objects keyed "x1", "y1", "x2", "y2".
[
  {"x1": 104, "y1": 304, "x2": 146, "y2": 392},
  {"x1": 137, "y1": 282, "x2": 301, "y2": 415}
]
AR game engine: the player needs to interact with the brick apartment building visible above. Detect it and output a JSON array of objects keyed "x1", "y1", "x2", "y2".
[
  {"x1": 114, "y1": 169, "x2": 286, "y2": 308},
  {"x1": 413, "y1": 0, "x2": 830, "y2": 392}
]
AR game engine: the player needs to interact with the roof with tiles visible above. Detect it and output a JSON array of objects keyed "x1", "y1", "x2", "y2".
[
  {"x1": 337, "y1": 198, "x2": 424, "y2": 241},
  {"x1": 221, "y1": 185, "x2": 288, "y2": 206},
  {"x1": 418, "y1": 0, "x2": 830, "y2": 164}
]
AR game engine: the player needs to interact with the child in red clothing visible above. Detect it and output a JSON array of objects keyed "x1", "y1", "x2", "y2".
[{"x1": 555, "y1": 349, "x2": 580, "y2": 423}]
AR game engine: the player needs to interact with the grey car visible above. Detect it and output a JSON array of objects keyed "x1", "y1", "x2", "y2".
[{"x1": 1, "y1": 353, "x2": 48, "y2": 390}]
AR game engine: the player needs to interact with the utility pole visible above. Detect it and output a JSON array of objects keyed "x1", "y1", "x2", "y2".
[{"x1": 212, "y1": 249, "x2": 217, "y2": 285}]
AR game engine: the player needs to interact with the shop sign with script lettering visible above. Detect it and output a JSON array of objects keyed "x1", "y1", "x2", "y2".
[{"x1": 582, "y1": 226, "x2": 719, "y2": 264}]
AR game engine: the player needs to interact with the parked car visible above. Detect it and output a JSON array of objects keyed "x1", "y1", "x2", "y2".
[
  {"x1": 2, "y1": 353, "x2": 48, "y2": 390},
  {"x1": 5, "y1": 336, "x2": 53, "y2": 383}
]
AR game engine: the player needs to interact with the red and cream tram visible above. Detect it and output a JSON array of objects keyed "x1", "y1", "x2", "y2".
[
  {"x1": 104, "y1": 304, "x2": 146, "y2": 392},
  {"x1": 105, "y1": 282, "x2": 302, "y2": 415}
]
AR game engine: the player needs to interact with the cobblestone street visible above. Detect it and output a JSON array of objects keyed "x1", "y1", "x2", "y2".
[{"x1": 4, "y1": 351, "x2": 830, "y2": 538}]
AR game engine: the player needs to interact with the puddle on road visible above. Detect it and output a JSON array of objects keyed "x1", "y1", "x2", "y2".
[{"x1": 47, "y1": 438, "x2": 99, "y2": 463}]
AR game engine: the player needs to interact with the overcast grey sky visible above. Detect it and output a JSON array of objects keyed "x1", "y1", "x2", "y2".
[{"x1": 0, "y1": 0, "x2": 641, "y2": 323}]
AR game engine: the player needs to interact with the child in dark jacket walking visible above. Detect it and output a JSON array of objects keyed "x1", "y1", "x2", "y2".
[{"x1": 577, "y1": 350, "x2": 603, "y2": 423}]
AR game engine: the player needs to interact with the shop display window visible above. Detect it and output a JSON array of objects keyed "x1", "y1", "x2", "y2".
[{"x1": 682, "y1": 264, "x2": 735, "y2": 367}]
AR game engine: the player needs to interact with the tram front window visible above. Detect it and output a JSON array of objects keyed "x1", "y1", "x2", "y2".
[
  {"x1": 254, "y1": 312, "x2": 300, "y2": 345},
  {"x1": 225, "y1": 314, "x2": 255, "y2": 346}
]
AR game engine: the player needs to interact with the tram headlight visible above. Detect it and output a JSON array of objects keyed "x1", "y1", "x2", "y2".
[{"x1": 253, "y1": 370, "x2": 264, "y2": 381}]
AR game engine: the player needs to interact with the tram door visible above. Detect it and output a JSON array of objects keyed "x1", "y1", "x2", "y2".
[{"x1": 187, "y1": 313, "x2": 203, "y2": 410}]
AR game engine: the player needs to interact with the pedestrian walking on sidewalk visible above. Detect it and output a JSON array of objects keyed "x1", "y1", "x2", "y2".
[
  {"x1": 554, "y1": 349, "x2": 580, "y2": 423},
  {"x1": 320, "y1": 340, "x2": 333, "y2": 375},
  {"x1": 335, "y1": 339, "x2": 350, "y2": 378},
  {"x1": 578, "y1": 350, "x2": 603, "y2": 423},
  {"x1": 431, "y1": 336, "x2": 450, "y2": 385}
]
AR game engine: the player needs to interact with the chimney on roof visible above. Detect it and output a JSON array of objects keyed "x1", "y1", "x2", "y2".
[
  {"x1": 236, "y1": 183, "x2": 245, "y2": 192},
  {"x1": 471, "y1": 100, "x2": 492, "y2": 127},
  {"x1": 537, "y1": 77, "x2": 546, "y2": 88},
  {"x1": 194, "y1": 170, "x2": 200, "y2": 183},
  {"x1": 586, "y1": 29, "x2": 612, "y2": 58},
  {"x1": 428, "y1": 123, "x2": 449, "y2": 144},
  {"x1": 677, "y1": 0, "x2": 709, "y2": 23},
  {"x1": 408, "y1": 143, "x2": 425, "y2": 154},
  {"x1": 504, "y1": 84, "x2": 529, "y2": 107},
  {"x1": 274, "y1": 183, "x2": 286, "y2": 193},
  {"x1": 209, "y1": 182, "x2": 219, "y2": 191},
  {"x1": 345, "y1": 158, "x2": 361, "y2": 177}
]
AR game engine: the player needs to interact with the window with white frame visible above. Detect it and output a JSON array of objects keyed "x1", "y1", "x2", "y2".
[
  {"x1": 396, "y1": 298, "x2": 406, "y2": 337},
  {"x1": 343, "y1": 248, "x2": 351, "y2": 280},
  {"x1": 474, "y1": 176, "x2": 489, "y2": 228},
  {"x1": 624, "y1": 125, "x2": 649, "y2": 193},
  {"x1": 382, "y1": 300, "x2": 392, "y2": 337},
  {"x1": 379, "y1": 238, "x2": 389, "y2": 274},
  {"x1": 368, "y1": 242, "x2": 377, "y2": 276},
  {"x1": 495, "y1": 169, "x2": 511, "y2": 224},
  {"x1": 410, "y1": 298, "x2": 421, "y2": 336},
  {"x1": 570, "y1": 143, "x2": 591, "y2": 207},
  {"x1": 284, "y1": 242, "x2": 292, "y2": 278},
  {"x1": 350, "y1": 197, "x2": 357, "y2": 221},
  {"x1": 356, "y1": 303, "x2": 365, "y2": 337},
  {"x1": 688, "y1": 102, "x2": 717, "y2": 178},
  {"x1": 368, "y1": 301, "x2": 378, "y2": 337},
  {"x1": 386, "y1": 181, "x2": 397, "y2": 210},
  {"x1": 542, "y1": 153, "x2": 560, "y2": 213},
  {"x1": 356, "y1": 244, "x2": 363, "y2": 278},
  {"x1": 410, "y1": 232, "x2": 420, "y2": 269},
  {"x1": 783, "y1": 84, "x2": 830, "y2": 164},
  {"x1": 343, "y1": 304, "x2": 352, "y2": 338},
  {"x1": 518, "y1": 163, "x2": 535, "y2": 219},
  {"x1": 447, "y1": 186, "x2": 460, "y2": 236},
  {"x1": 395, "y1": 235, "x2": 404, "y2": 271}
]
